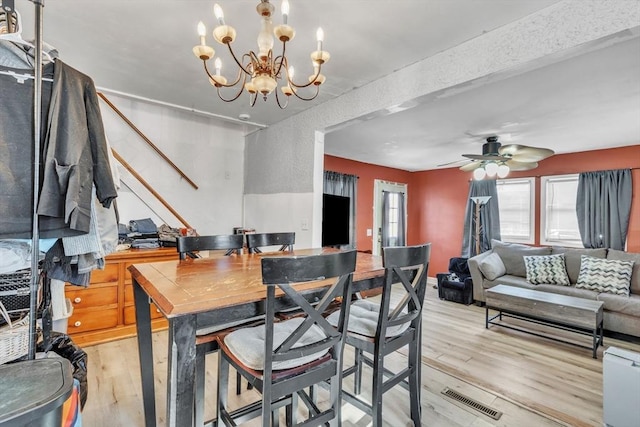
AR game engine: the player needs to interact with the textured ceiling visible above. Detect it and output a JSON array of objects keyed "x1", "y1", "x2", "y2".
[{"x1": 13, "y1": 0, "x2": 640, "y2": 171}]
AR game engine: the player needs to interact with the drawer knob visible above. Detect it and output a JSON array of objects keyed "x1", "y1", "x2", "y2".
[
  {"x1": 74, "y1": 297, "x2": 82, "y2": 304},
  {"x1": 74, "y1": 321, "x2": 82, "y2": 327}
]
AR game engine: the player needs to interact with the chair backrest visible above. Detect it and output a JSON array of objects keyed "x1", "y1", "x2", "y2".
[
  {"x1": 379, "y1": 243, "x2": 431, "y2": 339},
  {"x1": 176, "y1": 234, "x2": 244, "y2": 259},
  {"x1": 260, "y1": 250, "x2": 356, "y2": 380},
  {"x1": 246, "y1": 232, "x2": 295, "y2": 253}
]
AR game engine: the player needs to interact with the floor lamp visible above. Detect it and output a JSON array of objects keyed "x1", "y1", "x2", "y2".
[{"x1": 470, "y1": 196, "x2": 491, "y2": 256}]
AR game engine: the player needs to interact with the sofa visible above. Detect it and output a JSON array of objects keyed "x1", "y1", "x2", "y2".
[{"x1": 468, "y1": 240, "x2": 640, "y2": 338}]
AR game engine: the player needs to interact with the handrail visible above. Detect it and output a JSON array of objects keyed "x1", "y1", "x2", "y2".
[
  {"x1": 111, "y1": 148, "x2": 193, "y2": 229},
  {"x1": 98, "y1": 92, "x2": 199, "y2": 190}
]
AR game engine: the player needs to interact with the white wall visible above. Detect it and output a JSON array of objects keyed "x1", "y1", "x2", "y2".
[{"x1": 100, "y1": 93, "x2": 246, "y2": 235}]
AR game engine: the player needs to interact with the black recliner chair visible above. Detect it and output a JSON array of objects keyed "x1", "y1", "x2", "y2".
[{"x1": 436, "y1": 257, "x2": 473, "y2": 305}]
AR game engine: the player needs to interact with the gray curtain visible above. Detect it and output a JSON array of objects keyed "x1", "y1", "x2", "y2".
[
  {"x1": 461, "y1": 180, "x2": 501, "y2": 257},
  {"x1": 576, "y1": 169, "x2": 632, "y2": 250},
  {"x1": 323, "y1": 171, "x2": 358, "y2": 248},
  {"x1": 381, "y1": 191, "x2": 406, "y2": 247}
]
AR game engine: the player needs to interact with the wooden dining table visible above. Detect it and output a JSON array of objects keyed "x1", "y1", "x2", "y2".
[{"x1": 129, "y1": 248, "x2": 385, "y2": 427}]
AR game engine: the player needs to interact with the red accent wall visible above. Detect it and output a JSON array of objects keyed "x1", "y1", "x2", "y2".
[
  {"x1": 324, "y1": 156, "x2": 413, "y2": 253},
  {"x1": 325, "y1": 145, "x2": 640, "y2": 275}
]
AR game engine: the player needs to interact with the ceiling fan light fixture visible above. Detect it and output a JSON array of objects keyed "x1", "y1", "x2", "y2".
[
  {"x1": 497, "y1": 163, "x2": 510, "y2": 178},
  {"x1": 473, "y1": 167, "x2": 487, "y2": 180},
  {"x1": 484, "y1": 161, "x2": 499, "y2": 177}
]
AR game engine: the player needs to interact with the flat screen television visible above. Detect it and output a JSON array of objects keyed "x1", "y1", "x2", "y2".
[{"x1": 322, "y1": 193, "x2": 350, "y2": 247}]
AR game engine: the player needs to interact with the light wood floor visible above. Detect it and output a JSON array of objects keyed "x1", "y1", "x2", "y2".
[{"x1": 79, "y1": 284, "x2": 640, "y2": 426}]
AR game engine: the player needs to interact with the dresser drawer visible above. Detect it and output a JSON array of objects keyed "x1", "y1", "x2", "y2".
[
  {"x1": 66, "y1": 285, "x2": 118, "y2": 310},
  {"x1": 123, "y1": 304, "x2": 164, "y2": 325},
  {"x1": 89, "y1": 263, "x2": 119, "y2": 284},
  {"x1": 68, "y1": 308, "x2": 119, "y2": 334}
]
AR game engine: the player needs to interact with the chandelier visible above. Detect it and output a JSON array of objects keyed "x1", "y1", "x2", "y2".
[
  {"x1": 472, "y1": 162, "x2": 510, "y2": 180},
  {"x1": 192, "y1": 0, "x2": 330, "y2": 109}
]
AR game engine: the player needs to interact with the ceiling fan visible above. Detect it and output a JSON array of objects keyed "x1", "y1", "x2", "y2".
[{"x1": 445, "y1": 136, "x2": 554, "y2": 179}]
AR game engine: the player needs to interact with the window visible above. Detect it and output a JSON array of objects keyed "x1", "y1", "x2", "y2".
[
  {"x1": 386, "y1": 192, "x2": 400, "y2": 246},
  {"x1": 496, "y1": 178, "x2": 535, "y2": 244},
  {"x1": 540, "y1": 174, "x2": 582, "y2": 247}
]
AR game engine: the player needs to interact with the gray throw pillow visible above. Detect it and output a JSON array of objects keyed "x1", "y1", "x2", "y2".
[
  {"x1": 523, "y1": 254, "x2": 570, "y2": 285},
  {"x1": 478, "y1": 252, "x2": 507, "y2": 281},
  {"x1": 606, "y1": 249, "x2": 640, "y2": 295},
  {"x1": 492, "y1": 241, "x2": 552, "y2": 277},
  {"x1": 575, "y1": 255, "x2": 634, "y2": 296}
]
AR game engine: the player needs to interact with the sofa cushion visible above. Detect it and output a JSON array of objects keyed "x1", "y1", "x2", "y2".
[
  {"x1": 491, "y1": 240, "x2": 552, "y2": 277},
  {"x1": 484, "y1": 275, "x2": 536, "y2": 291},
  {"x1": 575, "y1": 255, "x2": 634, "y2": 296},
  {"x1": 551, "y1": 247, "x2": 607, "y2": 284},
  {"x1": 597, "y1": 292, "x2": 640, "y2": 317},
  {"x1": 535, "y1": 284, "x2": 599, "y2": 300},
  {"x1": 607, "y1": 249, "x2": 640, "y2": 295},
  {"x1": 478, "y1": 252, "x2": 507, "y2": 281},
  {"x1": 523, "y1": 254, "x2": 570, "y2": 285}
]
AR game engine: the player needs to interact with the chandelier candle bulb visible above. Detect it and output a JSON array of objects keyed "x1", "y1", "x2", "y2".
[
  {"x1": 214, "y1": 4, "x2": 225, "y2": 25},
  {"x1": 214, "y1": 58, "x2": 222, "y2": 76},
  {"x1": 282, "y1": 0, "x2": 289, "y2": 25},
  {"x1": 316, "y1": 27, "x2": 324, "y2": 51},
  {"x1": 197, "y1": 21, "x2": 207, "y2": 46}
]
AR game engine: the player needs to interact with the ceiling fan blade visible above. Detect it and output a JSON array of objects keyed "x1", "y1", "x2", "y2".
[
  {"x1": 437, "y1": 158, "x2": 471, "y2": 167},
  {"x1": 506, "y1": 159, "x2": 538, "y2": 171},
  {"x1": 462, "y1": 153, "x2": 507, "y2": 161},
  {"x1": 499, "y1": 144, "x2": 555, "y2": 162},
  {"x1": 460, "y1": 161, "x2": 482, "y2": 172}
]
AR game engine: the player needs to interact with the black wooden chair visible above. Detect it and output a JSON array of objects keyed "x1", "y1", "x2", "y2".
[
  {"x1": 327, "y1": 243, "x2": 431, "y2": 426},
  {"x1": 246, "y1": 232, "x2": 295, "y2": 253},
  {"x1": 176, "y1": 234, "x2": 243, "y2": 259},
  {"x1": 216, "y1": 250, "x2": 357, "y2": 426},
  {"x1": 176, "y1": 234, "x2": 251, "y2": 425}
]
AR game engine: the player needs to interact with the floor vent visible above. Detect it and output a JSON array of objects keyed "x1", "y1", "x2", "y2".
[{"x1": 441, "y1": 387, "x2": 503, "y2": 420}]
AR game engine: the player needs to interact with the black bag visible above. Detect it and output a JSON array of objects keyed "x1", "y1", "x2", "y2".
[{"x1": 37, "y1": 332, "x2": 89, "y2": 409}]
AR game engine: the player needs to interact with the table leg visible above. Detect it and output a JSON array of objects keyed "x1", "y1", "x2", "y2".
[
  {"x1": 166, "y1": 315, "x2": 197, "y2": 427},
  {"x1": 485, "y1": 307, "x2": 489, "y2": 329},
  {"x1": 592, "y1": 325, "x2": 598, "y2": 359},
  {"x1": 133, "y1": 280, "x2": 156, "y2": 427}
]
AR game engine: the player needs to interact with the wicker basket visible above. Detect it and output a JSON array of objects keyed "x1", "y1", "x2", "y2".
[
  {"x1": 0, "y1": 268, "x2": 31, "y2": 315},
  {"x1": 0, "y1": 300, "x2": 29, "y2": 365}
]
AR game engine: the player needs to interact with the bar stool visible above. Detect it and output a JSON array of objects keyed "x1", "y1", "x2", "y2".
[
  {"x1": 246, "y1": 232, "x2": 295, "y2": 253},
  {"x1": 176, "y1": 234, "x2": 255, "y2": 425},
  {"x1": 216, "y1": 250, "x2": 357, "y2": 426},
  {"x1": 327, "y1": 243, "x2": 431, "y2": 426}
]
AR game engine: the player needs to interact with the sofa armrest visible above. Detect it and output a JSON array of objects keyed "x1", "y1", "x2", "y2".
[{"x1": 467, "y1": 250, "x2": 494, "y2": 303}]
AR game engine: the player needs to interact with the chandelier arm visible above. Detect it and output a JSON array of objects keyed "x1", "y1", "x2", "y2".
[
  {"x1": 273, "y1": 41, "x2": 287, "y2": 78},
  {"x1": 226, "y1": 43, "x2": 253, "y2": 76},
  {"x1": 249, "y1": 91, "x2": 258, "y2": 107},
  {"x1": 203, "y1": 60, "x2": 244, "y2": 88},
  {"x1": 215, "y1": 81, "x2": 248, "y2": 103},
  {"x1": 289, "y1": 84, "x2": 320, "y2": 101},
  {"x1": 274, "y1": 85, "x2": 289, "y2": 109},
  {"x1": 289, "y1": 61, "x2": 323, "y2": 89}
]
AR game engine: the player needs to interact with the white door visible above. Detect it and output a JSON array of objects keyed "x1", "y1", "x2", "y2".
[{"x1": 372, "y1": 180, "x2": 407, "y2": 256}]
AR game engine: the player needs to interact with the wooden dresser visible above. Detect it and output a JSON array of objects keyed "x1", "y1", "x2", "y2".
[{"x1": 66, "y1": 247, "x2": 176, "y2": 347}]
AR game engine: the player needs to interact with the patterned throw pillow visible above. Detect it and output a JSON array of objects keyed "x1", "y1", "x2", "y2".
[
  {"x1": 523, "y1": 254, "x2": 570, "y2": 285},
  {"x1": 576, "y1": 255, "x2": 634, "y2": 296}
]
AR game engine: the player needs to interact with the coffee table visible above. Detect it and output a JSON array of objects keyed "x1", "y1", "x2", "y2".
[{"x1": 485, "y1": 284, "x2": 604, "y2": 359}]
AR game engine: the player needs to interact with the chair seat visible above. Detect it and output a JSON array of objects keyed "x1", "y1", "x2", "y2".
[
  {"x1": 223, "y1": 317, "x2": 329, "y2": 371},
  {"x1": 326, "y1": 299, "x2": 410, "y2": 338}
]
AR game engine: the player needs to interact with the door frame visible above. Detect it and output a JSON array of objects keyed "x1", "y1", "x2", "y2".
[{"x1": 372, "y1": 179, "x2": 408, "y2": 256}]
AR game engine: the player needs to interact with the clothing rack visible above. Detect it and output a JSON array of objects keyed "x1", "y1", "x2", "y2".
[{"x1": 1, "y1": 0, "x2": 45, "y2": 359}]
